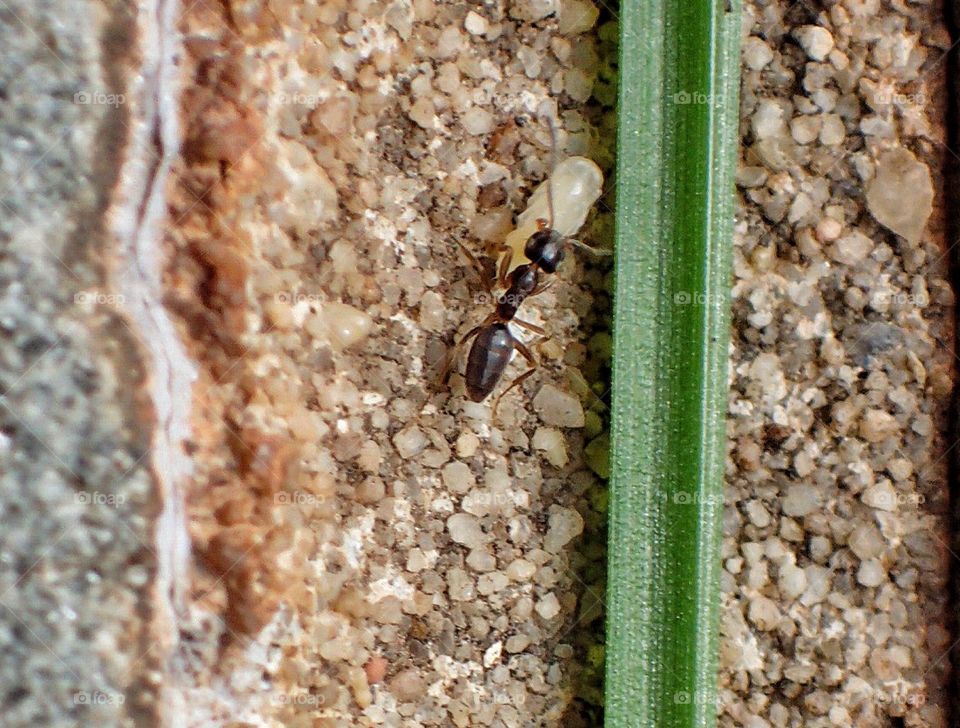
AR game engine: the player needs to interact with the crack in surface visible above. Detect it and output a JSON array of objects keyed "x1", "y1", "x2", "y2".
[{"x1": 107, "y1": 0, "x2": 194, "y2": 724}]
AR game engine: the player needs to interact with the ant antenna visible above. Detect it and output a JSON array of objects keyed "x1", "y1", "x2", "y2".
[
  {"x1": 540, "y1": 110, "x2": 560, "y2": 233},
  {"x1": 537, "y1": 104, "x2": 611, "y2": 257}
]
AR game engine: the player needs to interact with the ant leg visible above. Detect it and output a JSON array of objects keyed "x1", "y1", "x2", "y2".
[
  {"x1": 492, "y1": 368, "x2": 537, "y2": 420},
  {"x1": 491, "y1": 334, "x2": 540, "y2": 417},
  {"x1": 568, "y1": 238, "x2": 612, "y2": 257},
  {"x1": 496, "y1": 247, "x2": 513, "y2": 287},
  {"x1": 528, "y1": 279, "x2": 555, "y2": 297},
  {"x1": 457, "y1": 241, "x2": 496, "y2": 293},
  {"x1": 513, "y1": 336, "x2": 540, "y2": 366},
  {"x1": 512, "y1": 318, "x2": 546, "y2": 336},
  {"x1": 436, "y1": 325, "x2": 482, "y2": 386},
  {"x1": 437, "y1": 310, "x2": 499, "y2": 385}
]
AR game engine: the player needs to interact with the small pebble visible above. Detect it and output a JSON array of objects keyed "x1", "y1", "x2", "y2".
[
  {"x1": 752, "y1": 100, "x2": 786, "y2": 140},
  {"x1": 535, "y1": 592, "x2": 561, "y2": 620},
  {"x1": 856, "y1": 559, "x2": 886, "y2": 587},
  {"x1": 558, "y1": 0, "x2": 599, "y2": 34},
  {"x1": 511, "y1": 0, "x2": 559, "y2": 22},
  {"x1": 748, "y1": 596, "x2": 781, "y2": 631},
  {"x1": 815, "y1": 217, "x2": 842, "y2": 241},
  {"x1": 447, "y1": 513, "x2": 489, "y2": 549},
  {"x1": 442, "y1": 460, "x2": 475, "y2": 494},
  {"x1": 745, "y1": 500, "x2": 771, "y2": 528},
  {"x1": 737, "y1": 166, "x2": 768, "y2": 188},
  {"x1": 819, "y1": 114, "x2": 845, "y2": 145},
  {"x1": 801, "y1": 565, "x2": 831, "y2": 605},
  {"x1": 467, "y1": 548, "x2": 497, "y2": 572},
  {"x1": 357, "y1": 477, "x2": 386, "y2": 504},
  {"x1": 778, "y1": 563, "x2": 807, "y2": 600},
  {"x1": 848, "y1": 524, "x2": 885, "y2": 560},
  {"x1": 318, "y1": 302, "x2": 373, "y2": 351},
  {"x1": 564, "y1": 68, "x2": 594, "y2": 103},
  {"x1": 455, "y1": 431, "x2": 480, "y2": 458},
  {"x1": 393, "y1": 426, "x2": 428, "y2": 458},
  {"x1": 544, "y1": 507, "x2": 584, "y2": 553},
  {"x1": 505, "y1": 633, "x2": 532, "y2": 653},
  {"x1": 859, "y1": 409, "x2": 898, "y2": 443},
  {"x1": 464, "y1": 10, "x2": 488, "y2": 36},
  {"x1": 862, "y1": 481, "x2": 898, "y2": 512},
  {"x1": 532, "y1": 427, "x2": 568, "y2": 467},
  {"x1": 790, "y1": 115, "x2": 821, "y2": 145},
  {"x1": 408, "y1": 97, "x2": 435, "y2": 129},
  {"x1": 364, "y1": 656, "x2": 388, "y2": 685},
  {"x1": 507, "y1": 559, "x2": 536, "y2": 581},
  {"x1": 866, "y1": 147, "x2": 934, "y2": 243},
  {"x1": 447, "y1": 567, "x2": 475, "y2": 601},
  {"x1": 781, "y1": 484, "x2": 820, "y2": 517},
  {"x1": 477, "y1": 572, "x2": 509, "y2": 595},
  {"x1": 483, "y1": 641, "x2": 502, "y2": 667},
  {"x1": 830, "y1": 231, "x2": 873, "y2": 265},
  {"x1": 419, "y1": 291, "x2": 445, "y2": 331},
  {"x1": 533, "y1": 384, "x2": 585, "y2": 427},
  {"x1": 462, "y1": 107, "x2": 495, "y2": 136},
  {"x1": 437, "y1": 26, "x2": 463, "y2": 57},
  {"x1": 887, "y1": 457, "x2": 913, "y2": 481},
  {"x1": 389, "y1": 669, "x2": 426, "y2": 702},
  {"x1": 742, "y1": 36, "x2": 774, "y2": 70},
  {"x1": 406, "y1": 548, "x2": 428, "y2": 572},
  {"x1": 794, "y1": 25, "x2": 835, "y2": 61}
]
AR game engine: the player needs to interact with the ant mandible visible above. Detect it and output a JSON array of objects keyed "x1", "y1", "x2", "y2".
[{"x1": 441, "y1": 116, "x2": 608, "y2": 416}]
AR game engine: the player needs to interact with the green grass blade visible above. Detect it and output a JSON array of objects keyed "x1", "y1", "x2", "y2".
[{"x1": 605, "y1": 0, "x2": 742, "y2": 725}]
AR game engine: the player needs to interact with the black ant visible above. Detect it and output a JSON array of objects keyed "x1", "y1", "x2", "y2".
[{"x1": 440, "y1": 117, "x2": 607, "y2": 415}]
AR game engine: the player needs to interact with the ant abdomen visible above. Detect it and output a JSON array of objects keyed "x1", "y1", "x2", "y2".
[{"x1": 465, "y1": 323, "x2": 514, "y2": 402}]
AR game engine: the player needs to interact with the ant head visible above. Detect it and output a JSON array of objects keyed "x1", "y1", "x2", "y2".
[{"x1": 524, "y1": 228, "x2": 565, "y2": 273}]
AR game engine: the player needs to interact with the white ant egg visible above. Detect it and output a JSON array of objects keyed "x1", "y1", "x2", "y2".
[{"x1": 502, "y1": 156, "x2": 604, "y2": 268}]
